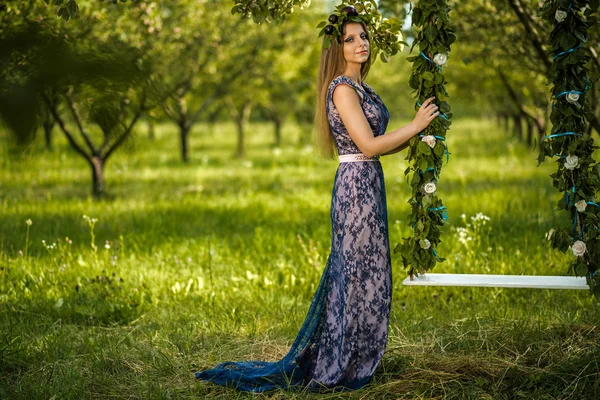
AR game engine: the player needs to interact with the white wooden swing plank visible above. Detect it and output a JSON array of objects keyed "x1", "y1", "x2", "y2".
[{"x1": 402, "y1": 273, "x2": 589, "y2": 290}]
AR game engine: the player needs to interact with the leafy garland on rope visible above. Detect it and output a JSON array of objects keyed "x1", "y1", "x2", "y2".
[
  {"x1": 539, "y1": 0, "x2": 600, "y2": 298},
  {"x1": 316, "y1": 1, "x2": 405, "y2": 63},
  {"x1": 395, "y1": 1, "x2": 455, "y2": 279}
]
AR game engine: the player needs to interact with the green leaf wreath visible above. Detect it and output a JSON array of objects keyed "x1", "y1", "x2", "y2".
[
  {"x1": 395, "y1": 0, "x2": 455, "y2": 279},
  {"x1": 539, "y1": 0, "x2": 600, "y2": 297},
  {"x1": 316, "y1": 1, "x2": 406, "y2": 63}
]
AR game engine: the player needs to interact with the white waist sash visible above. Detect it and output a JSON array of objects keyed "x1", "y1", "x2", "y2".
[{"x1": 339, "y1": 153, "x2": 380, "y2": 163}]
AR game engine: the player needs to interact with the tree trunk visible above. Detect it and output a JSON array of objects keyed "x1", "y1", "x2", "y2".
[
  {"x1": 148, "y1": 117, "x2": 155, "y2": 140},
  {"x1": 513, "y1": 114, "x2": 522, "y2": 139},
  {"x1": 235, "y1": 103, "x2": 252, "y2": 158},
  {"x1": 236, "y1": 118, "x2": 245, "y2": 158},
  {"x1": 273, "y1": 118, "x2": 282, "y2": 147},
  {"x1": 91, "y1": 156, "x2": 105, "y2": 198},
  {"x1": 503, "y1": 113, "x2": 510, "y2": 132},
  {"x1": 526, "y1": 117, "x2": 534, "y2": 145},
  {"x1": 179, "y1": 122, "x2": 190, "y2": 163},
  {"x1": 43, "y1": 120, "x2": 54, "y2": 150}
]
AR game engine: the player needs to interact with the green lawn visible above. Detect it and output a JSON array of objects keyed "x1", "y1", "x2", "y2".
[{"x1": 1, "y1": 118, "x2": 599, "y2": 399}]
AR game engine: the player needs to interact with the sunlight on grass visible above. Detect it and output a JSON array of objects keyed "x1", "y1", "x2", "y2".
[{"x1": 1, "y1": 118, "x2": 599, "y2": 399}]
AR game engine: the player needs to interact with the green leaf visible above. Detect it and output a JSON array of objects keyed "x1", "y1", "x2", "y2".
[
  {"x1": 422, "y1": 71, "x2": 434, "y2": 81},
  {"x1": 66, "y1": 0, "x2": 78, "y2": 18},
  {"x1": 574, "y1": 263, "x2": 588, "y2": 277},
  {"x1": 424, "y1": 25, "x2": 438, "y2": 43},
  {"x1": 418, "y1": 141, "x2": 432, "y2": 156},
  {"x1": 434, "y1": 143, "x2": 445, "y2": 157},
  {"x1": 411, "y1": 172, "x2": 421, "y2": 186},
  {"x1": 422, "y1": 195, "x2": 433, "y2": 209}
]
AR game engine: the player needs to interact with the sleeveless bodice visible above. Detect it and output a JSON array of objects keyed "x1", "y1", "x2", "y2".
[{"x1": 326, "y1": 76, "x2": 390, "y2": 155}]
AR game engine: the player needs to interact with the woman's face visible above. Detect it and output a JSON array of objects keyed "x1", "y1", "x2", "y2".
[{"x1": 342, "y1": 23, "x2": 369, "y2": 65}]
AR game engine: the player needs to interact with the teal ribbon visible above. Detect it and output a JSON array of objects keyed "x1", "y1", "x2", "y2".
[
  {"x1": 420, "y1": 51, "x2": 442, "y2": 71},
  {"x1": 544, "y1": 132, "x2": 582, "y2": 140},
  {"x1": 409, "y1": 199, "x2": 448, "y2": 221},
  {"x1": 553, "y1": 39, "x2": 586, "y2": 60},
  {"x1": 565, "y1": 186, "x2": 576, "y2": 206},
  {"x1": 555, "y1": 90, "x2": 583, "y2": 99},
  {"x1": 429, "y1": 206, "x2": 448, "y2": 221},
  {"x1": 417, "y1": 133, "x2": 450, "y2": 164},
  {"x1": 417, "y1": 167, "x2": 438, "y2": 178},
  {"x1": 552, "y1": 79, "x2": 589, "y2": 106}
]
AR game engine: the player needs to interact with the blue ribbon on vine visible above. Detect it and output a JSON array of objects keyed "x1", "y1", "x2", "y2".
[
  {"x1": 409, "y1": 198, "x2": 448, "y2": 221},
  {"x1": 543, "y1": 131, "x2": 582, "y2": 140},
  {"x1": 586, "y1": 201, "x2": 600, "y2": 209},
  {"x1": 565, "y1": 185, "x2": 576, "y2": 206},
  {"x1": 553, "y1": 37, "x2": 588, "y2": 60},
  {"x1": 420, "y1": 51, "x2": 442, "y2": 71},
  {"x1": 417, "y1": 167, "x2": 438, "y2": 178},
  {"x1": 555, "y1": 90, "x2": 583, "y2": 99},
  {"x1": 417, "y1": 133, "x2": 450, "y2": 164},
  {"x1": 429, "y1": 206, "x2": 448, "y2": 221},
  {"x1": 555, "y1": 78, "x2": 588, "y2": 99}
]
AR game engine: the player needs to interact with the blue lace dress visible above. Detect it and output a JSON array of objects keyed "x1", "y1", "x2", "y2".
[{"x1": 195, "y1": 75, "x2": 392, "y2": 392}]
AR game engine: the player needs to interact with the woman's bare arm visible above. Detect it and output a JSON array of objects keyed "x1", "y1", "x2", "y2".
[{"x1": 332, "y1": 84, "x2": 438, "y2": 158}]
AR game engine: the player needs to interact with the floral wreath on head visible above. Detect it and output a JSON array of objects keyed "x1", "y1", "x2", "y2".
[{"x1": 317, "y1": 1, "x2": 406, "y2": 63}]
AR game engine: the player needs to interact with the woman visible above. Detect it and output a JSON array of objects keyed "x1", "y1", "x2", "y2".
[{"x1": 195, "y1": 10, "x2": 439, "y2": 393}]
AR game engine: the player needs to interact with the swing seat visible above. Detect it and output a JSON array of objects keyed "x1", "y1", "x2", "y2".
[{"x1": 402, "y1": 273, "x2": 589, "y2": 290}]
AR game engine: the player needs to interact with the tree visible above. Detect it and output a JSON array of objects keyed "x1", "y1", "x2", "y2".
[
  {"x1": 140, "y1": 0, "x2": 225, "y2": 163},
  {"x1": 0, "y1": 2, "x2": 154, "y2": 197},
  {"x1": 449, "y1": 0, "x2": 600, "y2": 139}
]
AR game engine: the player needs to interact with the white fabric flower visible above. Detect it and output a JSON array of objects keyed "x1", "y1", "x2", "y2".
[
  {"x1": 545, "y1": 228, "x2": 555, "y2": 241},
  {"x1": 423, "y1": 182, "x2": 437, "y2": 195},
  {"x1": 571, "y1": 240, "x2": 587, "y2": 257},
  {"x1": 419, "y1": 239, "x2": 431, "y2": 249},
  {"x1": 555, "y1": 9, "x2": 568, "y2": 23},
  {"x1": 566, "y1": 93, "x2": 580, "y2": 104},
  {"x1": 433, "y1": 53, "x2": 448, "y2": 66},
  {"x1": 421, "y1": 135, "x2": 436, "y2": 148},
  {"x1": 575, "y1": 200, "x2": 587, "y2": 212},
  {"x1": 564, "y1": 155, "x2": 579, "y2": 170}
]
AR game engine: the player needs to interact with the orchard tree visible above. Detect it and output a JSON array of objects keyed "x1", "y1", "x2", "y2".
[
  {"x1": 0, "y1": 2, "x2": 155, "y2": 197},
  {"x1": 450, "y1": 0, "x2": 600, "y2": 138},
  {"x1": 136, "y1": 0, "x2": 227, "y2": 163}
]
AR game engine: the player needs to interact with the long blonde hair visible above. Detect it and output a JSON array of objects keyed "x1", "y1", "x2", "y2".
[{"x1": 315, "y1": 22, "x2": 372, "y2": 159}]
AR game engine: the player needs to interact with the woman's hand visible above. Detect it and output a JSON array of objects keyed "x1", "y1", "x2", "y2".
[{"x1": 410, "y1": 97, "x2": 439, "y2": 133}]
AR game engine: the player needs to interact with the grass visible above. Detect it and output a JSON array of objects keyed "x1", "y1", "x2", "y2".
[{"x1": 1, "y1": 118, "x2": 599, "y2": 399}]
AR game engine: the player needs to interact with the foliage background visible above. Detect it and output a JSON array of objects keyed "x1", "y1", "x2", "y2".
[{"x1": 1, "y1": 0, "x2": 600, "y2": 398}]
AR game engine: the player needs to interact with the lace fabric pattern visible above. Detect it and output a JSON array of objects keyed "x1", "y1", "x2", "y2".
[{"x1": 195, "y1": 75, "x2": 392, "y2": 392}]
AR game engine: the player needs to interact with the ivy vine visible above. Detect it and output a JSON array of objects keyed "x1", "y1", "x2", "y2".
[
  {"x1": 395, "y1": 0, "x2": 455, "y2": 279},
  {"x1": 539, "y1": 0, "x2": 600, "y2": 297}
]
